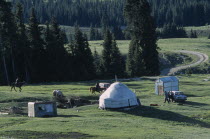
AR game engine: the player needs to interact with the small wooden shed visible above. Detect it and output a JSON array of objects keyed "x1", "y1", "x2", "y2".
[
  {"x1": 28, "y1": 102, "x2": 57, "y2": 117},
  {"x1": 155, "y1": 76, "x2": 179, "y2": 95}
]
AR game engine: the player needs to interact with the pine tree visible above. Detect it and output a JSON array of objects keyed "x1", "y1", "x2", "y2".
[
  {"x1": 112, "y1": 26, "x2": 125, "y2": 40},
  {"x1": 110, "y1": 37, "x2": 125, "y2": 77},
  {"x1": 95, "y1": 28, "x2": 102, "y2": 40},
  {"x1": 190, "y1": 29, "x2": 197, "y2": 38},
  {"x1": 28, "y1": 8, "x2": 46, "y2": 82},
  {"x1": 83, "y1": 34, "x2": 96, "y2": 79},
  {"x1": 44, "y1": 17, "x2": 68, "y2": 81},
  {"x1": 89, "y1": 24, "x2": 95, "y2": 40},
  {"x1": 0, "y1": 0, "x2": 18, "y2": 84},
  {"x1": 124, "y1": 0, "x2": 160, "y2": 76},
  {"x1": 15, "y1": 3, "x2": 30, "y2": 82},
  {"x1": 68, "y1": 26, "x2": 95, "y2": 80},
  {"x1": 100, "y1": 29, "x2": 125, "y2": 78},
  {"x1": 100, "y1": 29, "x2": 113, "y2": 78},
  {"x1": 0, "y1": 0, "x2": 10, "y2": 85},
  {"x1": 126, "y1": 38, "x2": 144, "y2": 76},
  {"x1": 44, "y1": 21, "x2": 54, "y2": 81},
  {"x1": 93, "y1": 47, "x2": 101, "y2": 77},
  {"x1": 161, "y1": 23, "x2": 187, "y2": 38}
]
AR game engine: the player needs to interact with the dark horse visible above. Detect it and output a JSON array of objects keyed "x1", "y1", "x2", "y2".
[
  {"x1": 11, "y1": 81, "x2": 26, "y2": 92},
  {"x1": 89, "y1": 87, "x2": 106, "y2": 95}
]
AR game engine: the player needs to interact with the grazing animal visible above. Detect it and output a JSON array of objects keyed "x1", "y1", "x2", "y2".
[
  {"x1": 53, "y1": 90, "x2": 64, "y2": 98},
  {"x1": 89, "y1": 87, "x2": 105, "y2": 95},
  {"x1": 10, "y1": 81, "x2": 26, "y2": 92}
]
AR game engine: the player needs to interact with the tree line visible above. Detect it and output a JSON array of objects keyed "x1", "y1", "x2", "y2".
[
  {"x1": 0, "y1": 0, "x2": 126, "y2": 84},
  {"x1": 0, "y1": 0, "x2": 159, "y2": 84},
  {"x1": 9, "y1": 0, "x2": 210, "y2": 28}
]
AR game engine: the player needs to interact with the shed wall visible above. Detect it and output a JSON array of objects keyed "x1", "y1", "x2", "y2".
[{"x1": 155, "y1": 77, "x2": 179, "y2": 95}]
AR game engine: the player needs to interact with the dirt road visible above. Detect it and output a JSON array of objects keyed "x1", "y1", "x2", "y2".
[{"x1": 160, "y1": 50, "x2": 209, "y2": 76}]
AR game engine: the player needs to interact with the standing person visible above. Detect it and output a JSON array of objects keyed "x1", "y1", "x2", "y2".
[
  {"x1": 164, "y1": 91, "x2": 169, "y2": 103},
  {"x1": 170, "y1": 91, "x2": 174, "y2": 102},
  {"x1": 15, "y1": 77, "x2": 20, "y2": 85},
  {"x1": 95, "y1": 82, "x2": 100, "y2": 92}
]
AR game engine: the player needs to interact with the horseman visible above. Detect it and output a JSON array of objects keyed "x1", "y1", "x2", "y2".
[
  {"x1": 15, "y1": 77, "x2": 20, "y2": 85},
  {"x1": 95, "y1": 82, "x2": 100, "y2": 92}
]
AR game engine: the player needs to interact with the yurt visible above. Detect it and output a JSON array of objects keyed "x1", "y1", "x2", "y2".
[
  {"x1": 99, "y1": 82, "x2": 140, "y2": 109},
  {"x1": 155, "y1": 76, "x2": 179, "y2": 95}
]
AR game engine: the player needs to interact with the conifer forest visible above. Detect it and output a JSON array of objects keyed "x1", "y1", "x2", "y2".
[{"x1": 0, "y1": 0, "x2": 209, "y2": 84}]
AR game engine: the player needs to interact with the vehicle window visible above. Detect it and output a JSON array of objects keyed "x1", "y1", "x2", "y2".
[{"x1": 176, "y1": 92, "x2": 183, "y2": 95}]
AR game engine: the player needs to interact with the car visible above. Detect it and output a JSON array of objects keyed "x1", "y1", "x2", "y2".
[
  {"x1": 99, "y1": 83, "x2": 111, "y2": 90},
  {"x1": 169, "y1": 91, "x2": 187, "y2": 102}
]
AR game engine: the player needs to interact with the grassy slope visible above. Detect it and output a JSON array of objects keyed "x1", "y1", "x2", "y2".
[
  {"x1": 61, "y1": 25, "x2": 210, "y2": 40},
  {"x1": 89, "y1": 38, "x2": 210, "y2": 56},
  {"x1": 1, "y1": 38, "x2": 210, "y2": 138}
]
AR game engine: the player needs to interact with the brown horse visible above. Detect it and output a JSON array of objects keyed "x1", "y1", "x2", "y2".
[{"x1": 89, "y1": 87, "x2": 105, "y2": 95}]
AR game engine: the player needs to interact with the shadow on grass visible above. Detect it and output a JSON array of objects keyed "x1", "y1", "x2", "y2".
[
  {"x1": 140, "y1": 77, "x2": 157, "y2": 82},
  {"x1": 58, "y1": 115, "x2": 81, "y2": 118},
  {"x1": 79, "y1": 95, "x2": 100, "y2": 101},
  {"x1": 0, "y1": 130, "x2": 94, "y2": 139},
  {"x1": 184, "y1": 101, "x2": 209, "y2": 107},
  {"x1": 0, "y1": 97, "x2": 50, "y2": 103},
  {"x1": 186, "y1": 94, "x2": 202, "y2": 97},
  {"x1": 181, "y1": 81, "x2": 206, "y2": 86},
  {"x1": 120, "y1": 106, "x2": 210, "y2": 128},
  {"x1": 126, "y1": 84, "x2": 144, "y2": 89}
]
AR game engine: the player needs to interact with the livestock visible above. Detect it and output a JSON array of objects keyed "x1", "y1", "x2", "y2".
[
  {"x1": 52, "y1": 90, "x2": 64, "y2": 98},
  {"x1": 89, "y1": 87, "x2": 105, "y2": 95},
  {"x1": 10, "y1": 81, "x2": 26, "y2": 92}
]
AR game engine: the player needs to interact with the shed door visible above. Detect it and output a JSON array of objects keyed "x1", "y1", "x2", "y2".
[{"x1": 158, "y1": 86, "x2": 164, "y2": 95}]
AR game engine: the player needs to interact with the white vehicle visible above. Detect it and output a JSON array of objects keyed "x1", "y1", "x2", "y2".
[
  {"x1": 99, "y1": 83, "x2": 111, "y2": 89},
  {"x1": 169, "y1": 91, "x2": 187, "y2": 102}
]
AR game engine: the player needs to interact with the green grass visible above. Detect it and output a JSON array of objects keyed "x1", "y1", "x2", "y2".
[
  {"x1": 1, "y1": 38, "x2": 210, "y2": 138},
  {"x1": 1, "y1": 75, "x2": 210, "y2": 138},
  {"x1": 89, "y1": 38, "x2": 210, "y2": 57},
  {"x1": 185, "y1": 25, "x2": 210, "y2": 38}
]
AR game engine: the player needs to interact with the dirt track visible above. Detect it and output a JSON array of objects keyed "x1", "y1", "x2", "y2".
[{"x1": 161, "y1": 50, "x2": 209, "y2": 76}]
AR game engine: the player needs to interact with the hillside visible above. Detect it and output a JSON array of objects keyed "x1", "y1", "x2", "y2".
[{"x1": 10, "y1": 0, "x2": 210, "y2": 27}]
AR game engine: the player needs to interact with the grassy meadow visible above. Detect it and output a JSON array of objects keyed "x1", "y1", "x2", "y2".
[
  {"x1": 1, "y1": 75, "x2": 210, "y2": 138},
  {"x1": 89, "y1": 38, "x2": 210, "y2": 56},
  {"x1": 1, "y1": 38, "x2": 210, "y2": 138}
]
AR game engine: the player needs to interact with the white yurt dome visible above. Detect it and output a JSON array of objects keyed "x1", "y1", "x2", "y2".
[{"x1": 99, "y1": 82, "x2": 140, "y2": 109}]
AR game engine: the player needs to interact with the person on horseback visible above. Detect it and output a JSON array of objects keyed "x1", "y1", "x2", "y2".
[
  {"x1": 15, "y1": 77, "x2": 20, "y2": 85},
  {"x1": 95, "y1": 82, "x2": 100, "y2": 92}
]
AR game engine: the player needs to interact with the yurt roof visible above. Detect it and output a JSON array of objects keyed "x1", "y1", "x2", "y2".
[{"x1": 100, "y1": 82, "x2": 137, "y2": 100}]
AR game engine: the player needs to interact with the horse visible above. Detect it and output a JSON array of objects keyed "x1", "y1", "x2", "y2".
[
  {"x1": 10, "y1": 81, "x2": 26, "y2": 92},
  {"x1": 89, "y1": 87, "x2": 105, "y2": 95}
]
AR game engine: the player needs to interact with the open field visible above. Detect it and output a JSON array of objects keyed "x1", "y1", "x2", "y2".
[
  {"x1": 1, "y1": 38, "x2": 210, "y2": 138},
  {"x1": 61, "y1": 25, "x2": 210, "y2": 39},
  {"x1": 185, "y1": 25, "x2": 210, "y2": 38},
  {"x1": 1, "y1": 75, "x2": 210, "y2": 138},
  {"x1": 89, "y1": 38, "x2": 210, "y2": 57}
]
